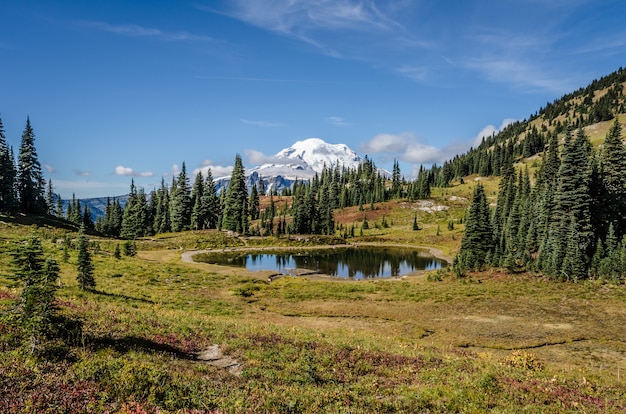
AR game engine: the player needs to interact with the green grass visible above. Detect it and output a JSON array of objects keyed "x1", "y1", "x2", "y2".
[{"x1": 1, "y1": 199, "x2": 626, "y2": 412}]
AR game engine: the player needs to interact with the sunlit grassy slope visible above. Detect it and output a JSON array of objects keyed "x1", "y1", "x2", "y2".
[
  {"x1": 1, "y1": 98, "x2": 626, "y2": 411},
  {"x1": 2, "y1": 167, "x2": 625, "y2": 413}
]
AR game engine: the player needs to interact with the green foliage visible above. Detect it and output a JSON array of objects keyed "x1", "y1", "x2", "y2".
[
  {"x1": 76, "y1": 225, "x2": 95, "y2": 291},
  {"x1": 6, "y1": 235, "x2": 61, "y2": 353},
  {"x1": 16, "y1": 117, "x2": 46, "y2": 214},
  {"x1": 457, "y1": 184, "x2": 493, "y2": 271},
  {"x1": 221, "y1": 155, "x2": 248, "y2": 234}
]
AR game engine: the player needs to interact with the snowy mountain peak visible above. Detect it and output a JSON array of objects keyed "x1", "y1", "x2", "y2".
[
  {"x1": 216, "y1": 138, "x2": 370, "y2": 195},
  {"x1": 275, "y1": 138, "x2": 362, "y2": 173}
]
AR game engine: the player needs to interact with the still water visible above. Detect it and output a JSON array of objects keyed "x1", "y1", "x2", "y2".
[{"x1": 195, "y1": 246, "x2": 446, "y2": 279}]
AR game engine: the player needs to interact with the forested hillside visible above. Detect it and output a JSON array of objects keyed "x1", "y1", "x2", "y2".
[{"x1": 455, "y1": 67, "x2": 626, "y2": 280}]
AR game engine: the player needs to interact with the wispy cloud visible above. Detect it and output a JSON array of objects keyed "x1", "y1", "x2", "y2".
[
  {"x1": 473, "y1": 119, "x2": 517, "y2": 147},
  {"x1": 43, "y1": 163, "x2": 56, "y2": 173},
  {"x1": 325, "y1": 116, "x2": 350, "y2": 127},
  {"x1": 203, "y1": 0, "x2": 425, "y2": 65},
  {"x1": 81, "y1": 21, "x2": 215, "y2": 43},
  {"x1": 394, "y1": 65, "x2": 429, "y2": 82},
  {"x1": 240, "y1": 118, "x2": 283, "y2": 128},
  {"x1": 205, "y1": 0, "x2": 404, "y2": 36},
  {"x1": 114, "y1": 165, "x2": 154, "y2": 177}
]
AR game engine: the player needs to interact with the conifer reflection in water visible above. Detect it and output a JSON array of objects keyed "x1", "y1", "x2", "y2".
[{"x1": 199, "y1": 247, "x2": 446, "y2": 279}]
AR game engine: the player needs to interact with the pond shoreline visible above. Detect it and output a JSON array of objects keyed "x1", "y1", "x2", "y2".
[{"x1": 180, "y1": 242, "x2": 452, "y2": 279}]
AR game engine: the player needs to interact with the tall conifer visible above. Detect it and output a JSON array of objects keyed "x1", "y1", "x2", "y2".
[{"x1": 17, "y1": 117, "x2": 45, "y2": 213}]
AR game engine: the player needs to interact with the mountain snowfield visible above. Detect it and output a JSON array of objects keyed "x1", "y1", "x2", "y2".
[{"x1": 215, "y1": 138, "x2": 370, "y2": 195}]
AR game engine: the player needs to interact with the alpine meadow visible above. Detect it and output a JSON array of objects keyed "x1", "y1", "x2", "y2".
[{"x1": 3, "y1": 60, "x2": 626, "y2": 414}]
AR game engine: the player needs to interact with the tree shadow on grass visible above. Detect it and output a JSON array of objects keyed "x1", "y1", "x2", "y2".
[
  {"x1": 88, "y1": 335, "x2": 194, "y2": 360},
  {"x1": 91, "y1": 289, "x2": 155, "y2": 304}
]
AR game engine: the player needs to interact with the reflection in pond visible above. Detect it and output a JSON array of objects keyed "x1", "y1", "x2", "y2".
[{"x1": 195, "y1": 246, "x2": 446, "y2": 279}]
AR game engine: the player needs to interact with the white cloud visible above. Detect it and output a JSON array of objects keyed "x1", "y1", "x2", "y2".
[
  {"x1": 240, "y1": 118, "x2": 283, "y2": 128},
  {"x1": 473, "y1": 118, "x2": 517, "y2": 146},
  {"x1": 193, "y1": 161, "x2": 233, "y2": 179},
  {"x1": 361, "y1": 132, "x2": 443, "y2": 165},
  {"x1": 325, "y1": 116, "x2": 350, "y2": 127},
  {"x1": 114, "y1": 165, "x2": 154, "y2": 177}
]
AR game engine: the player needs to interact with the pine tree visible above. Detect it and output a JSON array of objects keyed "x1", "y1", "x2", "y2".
[
  {"x1": 170, "y1": 162, "x2": 192, "y2": 232},
  {"x1": 457, "y1": 183, "x2": 494, "y2": 270},
  {"x1": 17, "y1": 117, "x2": 46, "y2": 213},
  {"x1": 76, "y1": 225, "x2": 95, "y2": 290},
  {"x1": 221, "y1": 155, "x2": 248, "y2": 234},
  {"x1": 202, "y1": 168, "x2": 220, "y2": 229},
  {"x1": 120, "y1": 180, "x2": 139, "y2": 239},
  {"x1": 0, "y1": 115, "x2": 17, "y2": 211},
  {"x1": 599, "y1": 119, "x2": 626, "y2": 238},
  {"x1": 391, "y1": 159, "x2": 401, "y2": 199},
  {"x1": 190, "y1": 171, "x2": 206, "y2": 230},
  {"x1": 249, "y1": 184, "x2": 260, "y2": 221},
  {"x1": 45, "y1": 179, "x2": 55, "y2": 215},
  {"x1": 9, "y1": 235, "x2": 60, "y2": 353},
  {"x1": 538, "y1": 126, "x2": 594, "y2": 278}
]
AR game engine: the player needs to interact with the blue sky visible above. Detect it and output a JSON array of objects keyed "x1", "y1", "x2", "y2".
[{"x1": 1, "y1": 0, "x2": 625, "y2": 198}]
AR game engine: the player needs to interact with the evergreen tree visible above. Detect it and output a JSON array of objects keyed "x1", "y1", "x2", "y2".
[
  {"x1": 456, "y1": 184, "x2": 494, "y2": 270},
  {"x1": 0, "y1": 114, "x2": 15, "y2": 210},
  {"x1": 221, "y1": 155, "x2": 248, "y2": 234},
  {"x1": 201, "y1": 169, "x2": 220, "y2": 229},
  {"x1": 170, "y1": 162, "x2": 192, "y2": 232},
  {"x1": 153, "y1": 179, "x2": 171, "y2": 234},
  {"x1": 16, "y1": 117, "x2": 46, "y2": 213},
  {"x1": 549, "y1": 127, "x2": 593, "y2": 278},
  {"x1": 45, "y1": 179, "x2": 55, "y2": 216},
  {"x1": 76, "y1": 225, "x2": 95, "y2": 290},
  {"x1": 249, "y1": 184, "x2": 260, "y2": 221},
  {"x1": 82, "y1": 204, "x2": 94, "y2": 230},
  {"x1": 190, "y1": 171, "x2": 206, "y2": 230},
  {"x1": 599, "y1": 119, "x2": 626, "y2": 239},
  {"x1": 8, "y1": 235, "x2": 60, "y2": 353},
  {"x1": 55, "y1": 194, "x2": 63, "y2": 219},
  {"x1": 391, "y1": 159, "x2": 401, "y2": 199},
  {"x1": 120, "y1": 180, "x2": 139, "y2": 239}
]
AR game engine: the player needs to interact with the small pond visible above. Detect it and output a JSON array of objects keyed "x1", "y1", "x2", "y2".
[{"x1": 195, "y1": 246, "x2": 447, "y2": 279}]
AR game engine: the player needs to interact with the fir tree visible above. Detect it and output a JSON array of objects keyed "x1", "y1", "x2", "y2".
[
  {"x1": 457, "y1": 184, "x2": 494, "y2": 270},
  {"x1": 249, "y1": 184, "x2": 260, "y2": 221},
  {"x1": 170, "y1": 162, "x2": 192, "y2": 232},
  {"x1": 221, "y1": 155, "x2": 248, "y2": 234},
  {"x1": 9, "y1": 235, "x2": 60, "y2": 353},
  {"x1": 120, "y1": 180, "x2": 139, "y2": 239},
  {"x1": 599, "y1": 119, "x2": 626, "y2": 238},
  {"x1": 45, "y1": 179, "x2": 55, "y2": 215},
  {"x1": 201, "y1": 168, "x2": 220, "y2": 229},
  {"x1": 16, "y1": 117, "x2": 46, "y2": 213},
  {"x1": 76, "y1": 225, "x2": 95, "y2": 290},
  {"x1": 0, "y1": 114, "x2": 15, "y2": 210},
  {"x1": 190, "y1": 171, "x2": 206, "y2": 230}
]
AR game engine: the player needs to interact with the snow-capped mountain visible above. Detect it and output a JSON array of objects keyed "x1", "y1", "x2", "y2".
[
  {"x1": 215, "y1": 138, "x2": 367, "y2": 195},
  {"x1": 275, "y1": 138, "x2": 363, "y2": 173}
]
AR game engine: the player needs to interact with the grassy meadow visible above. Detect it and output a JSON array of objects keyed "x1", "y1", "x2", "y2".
[{"x1": 1, "y1": 177, "x2": 626, "y2": 413}]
